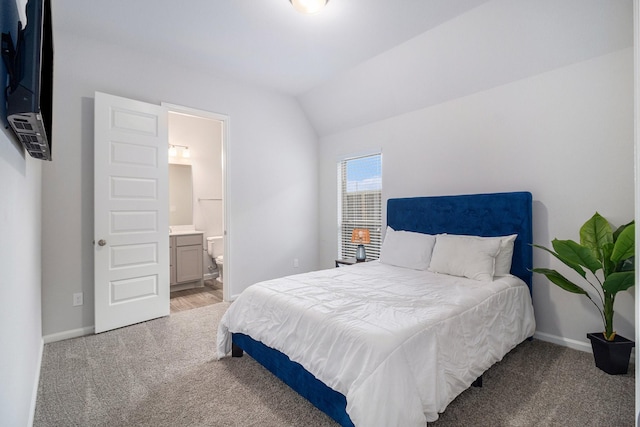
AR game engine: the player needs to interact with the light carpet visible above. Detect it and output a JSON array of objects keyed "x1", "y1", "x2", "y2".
[{"x1": 34, "y1": 302, "x2": 634, "y2": 426}]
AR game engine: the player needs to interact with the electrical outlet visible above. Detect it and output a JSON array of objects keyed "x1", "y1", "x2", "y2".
[
  {"x1": 73, "y1": 292, "x2": 83, "y2": 306},
  {"x1": 293, "y1": 258, "x2": 299, "y2": 268}
]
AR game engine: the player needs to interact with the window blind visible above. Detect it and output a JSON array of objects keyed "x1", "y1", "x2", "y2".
[{"x1": 338, "y1": 153, "x2": 382, "y2": 259}]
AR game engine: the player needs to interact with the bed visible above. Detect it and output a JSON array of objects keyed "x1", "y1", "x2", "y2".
[{"x1": 217, "y1": 191, "x2": 535, "y2": 426}]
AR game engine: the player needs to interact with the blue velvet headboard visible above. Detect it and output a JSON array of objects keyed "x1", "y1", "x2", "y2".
[{"x1": 387, "y1": 191, "x2": 533, "y2": 292}]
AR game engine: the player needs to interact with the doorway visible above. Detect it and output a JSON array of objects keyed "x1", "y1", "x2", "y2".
[
  {"x1": 94, "y1": 94, "x2": 230, "y2": 333},
  {"x1": 164, "y1": 103, "x2": 230, "y2": 310}
]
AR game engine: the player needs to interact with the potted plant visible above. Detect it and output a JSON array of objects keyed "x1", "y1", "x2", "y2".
[{"x1": 532, "y1": 212, "x2": 635, "y2": 375}]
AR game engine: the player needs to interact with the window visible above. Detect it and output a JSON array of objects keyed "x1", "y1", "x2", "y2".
[{"x1": 338, "y1": 153, "x2": 382, "y2": 259}]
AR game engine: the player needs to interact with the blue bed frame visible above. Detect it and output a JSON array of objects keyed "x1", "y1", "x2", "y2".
[{"x1": 232, "y1": 191, "x2": 533, "y2": 426}]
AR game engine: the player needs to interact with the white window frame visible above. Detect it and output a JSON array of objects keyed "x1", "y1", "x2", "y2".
[{"x1": 337, "y1": 152, "x2": 382, "y2": 260}]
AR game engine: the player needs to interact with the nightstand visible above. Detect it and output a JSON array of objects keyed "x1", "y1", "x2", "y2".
[{"x1": 335, "y1": 257, "x2": 371, "y2": 267}]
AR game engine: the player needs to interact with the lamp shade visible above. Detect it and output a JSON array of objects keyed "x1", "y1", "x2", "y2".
[{"x1": 351, "y1": 228, "x2": 371, "y2": 244}]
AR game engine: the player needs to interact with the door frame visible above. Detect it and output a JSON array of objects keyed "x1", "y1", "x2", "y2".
[{"x1": 162, "y1": 102, "x2": 231, "y2": 302}]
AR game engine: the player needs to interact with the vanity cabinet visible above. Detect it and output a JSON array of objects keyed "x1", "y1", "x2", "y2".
[{"x1": 170, "y1": 233, "x2": 204, "y2": 288}]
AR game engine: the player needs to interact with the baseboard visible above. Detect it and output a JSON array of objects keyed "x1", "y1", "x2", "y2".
[
  {"x1": 27, "y1": 338, "x2": 44, "y2": 427},
  {"x1": 534, "y1": 331, "x2": 636, "y2": 362},
  {"x1": 43, "y1": 326, "x2": 95, "y2": 344},
  {"x1": 533, "y1": 331, "x2": 593, "y2": 353},
  {"x1": 204, "y1": 272, "x2": 220, "y2": 281}
]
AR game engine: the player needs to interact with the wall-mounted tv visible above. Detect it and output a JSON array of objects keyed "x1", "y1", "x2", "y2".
[{"x1": 1, "y1": 0, "x2": 53, "y2": 160}]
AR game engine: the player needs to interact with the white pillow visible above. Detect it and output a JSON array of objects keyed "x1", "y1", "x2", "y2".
[
  {"x1": 428, "y1": 234, "x2": 502, "y2": 281},
  {"x1": 451, "y1": 234, "x2": 517, "y2": 276},
  {"x1": 489, "y1": 234, "x2": 517, "y2": 276},
  {"x1": 379, "y1": 227, "x2": 436, "y2": 270}
]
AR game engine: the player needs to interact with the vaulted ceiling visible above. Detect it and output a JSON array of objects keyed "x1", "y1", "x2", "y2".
[
  {"x1": 52, "y1": 0, "x2": 633, "y2": 136},
  {"x1": 52, "y1": 0, "x2": 492, "y2": 95}
]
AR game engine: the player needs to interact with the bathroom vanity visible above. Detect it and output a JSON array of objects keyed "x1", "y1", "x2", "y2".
[
  {"x1": 168, "y1": 163, "x2": 205, "y2": 291},
  {"x1": 170, "y1": 231, "x2": 204, "y2": 290}
]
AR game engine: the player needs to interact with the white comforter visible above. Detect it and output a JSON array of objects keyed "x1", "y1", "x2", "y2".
[{"x1": 217, "y1": 261, "x2": 535, "y2": 426}]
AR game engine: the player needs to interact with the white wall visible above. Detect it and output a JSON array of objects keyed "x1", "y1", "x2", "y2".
[
  {"x1": 0, "y1": 132, "x2": 43, "y2": 425},
  {"x1": 318, "y1": 48, "x2": 634, "y2": 349},
  {"x1": 41, "y1": 32, "x2": 319, "y2": 337},
  {"x1": 0, "y1": 2, "x2": 44, "y2": 424}
]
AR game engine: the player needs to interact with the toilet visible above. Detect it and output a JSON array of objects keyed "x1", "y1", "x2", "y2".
[{"x1": 206, "y1": 236, "x2": 224, "y2": 285}]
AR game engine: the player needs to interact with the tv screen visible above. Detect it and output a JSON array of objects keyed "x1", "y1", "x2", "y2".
[{"x1": 1, "y1": 0, "x2": 53, "y2": 160}]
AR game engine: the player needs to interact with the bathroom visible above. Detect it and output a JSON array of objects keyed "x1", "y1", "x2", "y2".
[{"x1": 168, "y1": 110, "x2": 224, "y2": 300}]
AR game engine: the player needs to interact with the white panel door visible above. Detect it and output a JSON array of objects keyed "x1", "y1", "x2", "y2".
[{"x1": 94, "y1": 92, "x2": 169, "y2": 333}]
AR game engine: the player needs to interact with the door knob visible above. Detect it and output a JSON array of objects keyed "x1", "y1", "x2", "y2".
[{"x1": 98, "y1": 239, "x2": 107, "y2": 246}]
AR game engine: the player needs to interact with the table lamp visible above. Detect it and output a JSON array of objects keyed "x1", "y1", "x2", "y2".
[{"x1": 351, "y1": 228, "x2": 371, "y2": 261}]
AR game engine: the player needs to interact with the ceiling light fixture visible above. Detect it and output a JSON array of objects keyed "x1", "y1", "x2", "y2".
[{"x1": 289, "y1": 0, "x2": 328, "y2": 14}]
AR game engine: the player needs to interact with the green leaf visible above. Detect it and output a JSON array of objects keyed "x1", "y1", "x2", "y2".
[
  {"x1": 532, "y1": 243, "x2": 587, "y2": 279},
  {"x1": 611, "y1": 223, "x2": 635, "y2": 263},
  {"x1": 602, "y1": 271, "x2": 635, "y2": 295},
  {"x1": 532, "y1": 215, "x2": 635, "y2": 340},
  {"x1": 601, "y1": 242, "x2": 615, "y2": 277},
  {"x1": 580, "y1": 213, "x2": 613, "y2": 261},
  {"x1": 531, "y1": 267, "x2": 590, "y2": 295},
  {"x1": 613, "y1": 221, "x2": 633, "y2": 241},
  {"x1": 551, "y1": 239, "x2": 601, "y2": 275}
]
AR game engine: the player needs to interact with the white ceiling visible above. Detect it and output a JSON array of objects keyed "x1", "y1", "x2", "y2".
[
  {"x1": 51, "y1": 0, "x2": 492, "y2": 95},
  {"x1": 50, "y1": 0, "x2": 633, "y2": 136},
  {"x1": 299, "y1": 0, "x2": 634, "y2": 135}
]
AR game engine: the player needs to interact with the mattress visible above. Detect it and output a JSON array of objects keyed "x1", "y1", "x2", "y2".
[{"x1": 217, "y1": 261, "x2": 536, "y2": 426}]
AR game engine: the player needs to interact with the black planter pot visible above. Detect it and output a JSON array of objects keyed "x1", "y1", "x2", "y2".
[{"x1": 587, "y1": 332, "x2": 635, "y2": 375}]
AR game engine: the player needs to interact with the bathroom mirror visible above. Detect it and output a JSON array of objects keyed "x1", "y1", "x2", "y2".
[{"x1": 169, "y1": 164, "x2": 193, "y2": 226}]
